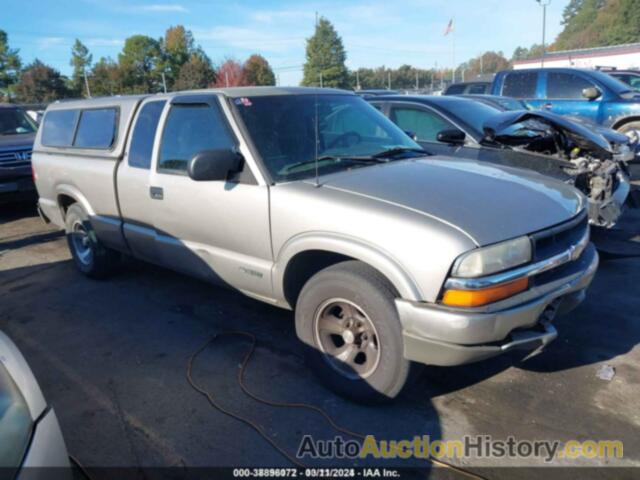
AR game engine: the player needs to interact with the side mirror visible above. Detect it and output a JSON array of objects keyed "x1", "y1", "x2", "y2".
[
  {"x1": 404, "y1": 130, "x2": 418, "y2": 141},
  {"x1": 582, "y1": 87, "x2": 602, "y2": 100},
  {"x1": 187, "y1": 149, "x2": 243, "y2": 181},
  {"x1": 436, "y1": 128, "x2": 466, "y2": 145}
]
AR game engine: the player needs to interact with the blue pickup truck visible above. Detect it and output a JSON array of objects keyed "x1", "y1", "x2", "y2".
[{"x1": 491, "y1": 68, "x2": 640, "y2": 139}]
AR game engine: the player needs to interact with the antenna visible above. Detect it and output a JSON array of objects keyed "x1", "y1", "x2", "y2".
[{"x1": 314, "y1": 93, "x2": 320, "y2": 187}]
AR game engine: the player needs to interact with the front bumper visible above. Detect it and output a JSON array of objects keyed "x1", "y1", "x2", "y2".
[
  {"x1": 0, "y1": 175, "x2": 36, "y2": 204},
  {"x1": 19, "y1": 408, "x2": 70, "y2": 479},
  {"x1": 397, "y1": 243, "x2": 599, "y2": 367},
  {"x1": 589, "y1": 170, "x2": 631, "y2": 228}
]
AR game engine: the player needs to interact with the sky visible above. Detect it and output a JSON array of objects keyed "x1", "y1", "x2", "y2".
[{"x1": 3, "y1": 0, "x2": 568, "y2": 86}]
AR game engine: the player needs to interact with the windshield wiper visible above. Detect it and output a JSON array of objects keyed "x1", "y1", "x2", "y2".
[
  {"x1": 280, "y1": 155, "x2": 387, "y2": 174},
  {"x1": 372, "y1": 147, "x2": 430, "y2": 159}
]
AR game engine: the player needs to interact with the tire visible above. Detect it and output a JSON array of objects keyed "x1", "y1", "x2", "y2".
[
  {"x1": 64, "y1": 203, "x2": 120, "y2": 278},
  {"x1": 616, "y1": 121, "x2": 640, "y2": 142},
  {"x1": 295, "y1": 260, "x2": 412, "y2": 404}
]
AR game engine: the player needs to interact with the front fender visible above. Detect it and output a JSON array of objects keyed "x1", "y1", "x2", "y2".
[{"x1": 272, "y1": 231, "x2": 423, "y2": 304}]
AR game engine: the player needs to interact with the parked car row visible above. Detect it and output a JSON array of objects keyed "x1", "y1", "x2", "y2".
[
  {"x1": 0, "y1": 104, "x2": 38, "y2": 204},
  {"x1": 368, "y1": 94, "x2": 633, "y2": 228}
]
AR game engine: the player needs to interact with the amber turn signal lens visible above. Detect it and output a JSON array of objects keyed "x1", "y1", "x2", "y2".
[{"x1": 442, "y1": 277, "x2": 529, "y2": 307}]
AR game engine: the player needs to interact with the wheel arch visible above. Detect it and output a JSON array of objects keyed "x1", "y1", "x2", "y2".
[
  {"x1": 55, "y1": 185, "x2": 95, "y2": 220},
  {"x1": 611, "y1": 115, "x2": 640, "y2": 131},
  {"x1": 274, "y1": 233, "x2": 422, "y2": 308}
]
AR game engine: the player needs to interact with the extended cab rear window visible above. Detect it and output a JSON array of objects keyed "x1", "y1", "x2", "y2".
[
  {"x1": 502, "y1": 72, "x2": 538, "y2": 98},
  {"x1": 41, "y1": 107, "x2": 118, "y2": 149},
  {"x1": 41, "y1": 109, "x2": 79, "y2": 146},
  {"x1": 74, "y1": 108, "x2": 118, "y2": 148}
]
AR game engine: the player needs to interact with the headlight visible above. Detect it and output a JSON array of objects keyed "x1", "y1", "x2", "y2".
[
  {"x1": 0, "y1": 362, "x2": 33, "y2": 470},
  {"x1": 451, "y1": 236, "x2": 532, "y2": 278}
]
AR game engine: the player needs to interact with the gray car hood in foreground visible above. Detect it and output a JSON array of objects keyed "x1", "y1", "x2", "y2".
[{"x1": 318, "y1": 158, "x2": 583, "y2": 246}]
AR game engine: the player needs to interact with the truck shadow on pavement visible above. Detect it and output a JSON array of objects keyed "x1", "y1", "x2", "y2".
[{"x1": 1, "y1": 258, "x2": 444, "y2": 474}]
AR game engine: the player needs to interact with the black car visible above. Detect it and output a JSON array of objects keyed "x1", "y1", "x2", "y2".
[
  {"x1": 602, "y1": 69, "x2": 640, "y2": 91},
  {"x1": 368, "y1": 94, "x2": 631, "y2": 228},
  {"x1": 459, "y1": 94, "x2": 639, "y2": 162},
  {"x1": 457, "y1": 94, "x2": 529, "y2": 111},
  {"x1": 354, "y1": 89, "x2": 399, "y2": 98},
  {"x1": 0, "y1": 104, "x2": 38, "y2": 204},
  {"x1": 443, "y1": 81, "x2": 491, "y2": 95}
]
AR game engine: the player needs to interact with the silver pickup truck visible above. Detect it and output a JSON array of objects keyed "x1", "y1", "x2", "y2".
[{"x1": 33, "y1": 87, "x2": 598, "y2": 403}]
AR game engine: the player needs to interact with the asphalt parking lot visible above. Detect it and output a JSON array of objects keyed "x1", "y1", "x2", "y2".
[{"x1": 1, "y1": 200, "x2": 639, "y2": 479}]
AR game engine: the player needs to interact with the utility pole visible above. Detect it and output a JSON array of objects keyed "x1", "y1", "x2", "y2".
[
  {"x1": 480, "y1": 53, "x2": 484, "y2": 75},
  {"x1": 356, "y1": 70, "x2": 360, "y2": 90},
  {"x1": 536, "y1": 0, "x2": 551, "y2": 67},
  {"x1": 161, "y1": 72, "x2": 167, "y2": 93},
  {"x1": 432, "y1": 62, "x2": 436, "y2": 92},
  {"x1": 415, "y1": 71, "x2": 419, "y2": 90},
  {"x1": 387, "y1": 71, "x2": 391, "y2": 90},
  {"x1": 319, "y1": 72, "x2": 323, "y2": 88},
  {"x1": 83, "y1": 70, "x2": 91, "y2": 98}
]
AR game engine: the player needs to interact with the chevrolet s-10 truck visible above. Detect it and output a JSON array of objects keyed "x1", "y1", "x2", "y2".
[{"x1": 32, "y1": 87, "x2": 598, "y2": 403}]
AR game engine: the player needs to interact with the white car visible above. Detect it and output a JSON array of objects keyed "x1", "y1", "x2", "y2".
[{"x1": 0, "y1": 331, "x2": 69, "y2": 477}]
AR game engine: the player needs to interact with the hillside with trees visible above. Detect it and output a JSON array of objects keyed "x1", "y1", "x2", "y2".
[{"x1": 513, "y1": 0, "x2": 640, "y2": 61}]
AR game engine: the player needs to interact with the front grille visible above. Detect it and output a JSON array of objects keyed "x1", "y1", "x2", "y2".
[
  {"x1": 0, "y1": 148, "x2": 32, "y2": 168},
  {"x1": 530, "y1": 210, "x2": 589, "y2": 263},
  {"x1": 529, "y1": 211, "x2": 589, "y2": 286}
]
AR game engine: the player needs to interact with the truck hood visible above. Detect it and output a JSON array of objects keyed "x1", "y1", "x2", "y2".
[
  {"x1": 0, "y1": 133, "x2": 35, "y2": 150},
  {"x1": 483, "y1": 110, "x2": 613, "y2": 159},
  {"x1": 316, "y1": 158, "x2": 583, "y2": 246}
]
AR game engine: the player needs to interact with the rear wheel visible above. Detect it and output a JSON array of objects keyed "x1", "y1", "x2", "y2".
[
  {"x1": 65, "y1": 203, "x2": 120, "y2": 278},
  {"x1": 295, "y1": 261, "x2": 412, "y2": 404}
]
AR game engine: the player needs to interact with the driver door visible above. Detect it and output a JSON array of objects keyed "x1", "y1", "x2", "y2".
[{"x1": 148, "y1": 94, "x2": 273, "y2": 298}]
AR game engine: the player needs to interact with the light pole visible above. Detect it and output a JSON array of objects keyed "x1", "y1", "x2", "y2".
[{"x1": 536, "y1": 0, "x2": 551, "y2": 67}]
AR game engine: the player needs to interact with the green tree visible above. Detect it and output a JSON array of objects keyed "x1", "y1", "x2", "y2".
[
  {"x1": 90, "y1": 57, "x2": 125, "y2": 96},
  {"x1": 554, "y1": 0, "x2": 605, "y2": 50},
  {"x1": 460, "y1": 51, "x2": 511, "y2": 78},
  {"x1": 243, "y1": 54, "x2": 275, "y2": 86},
  {"x1": 302, "y1": 17, "x2": 349, "y2": 88},
  {"x1": 511, "y1": 44, "x2": 545, "y2": 61},
  {"x1": 0, "y1": 30, "x2": 21, "y2": 100},
  {"x1": 562, "y1": 0, "x2": 587, "y2": 24},
  {"x1": 70, "y1": 39, "x2": 93, "y2": 97},
  {"x1": 118, "y1": 35, "x2": 162, "y2": 93},
  {"x1": 174, "y1": 52, "x2": 215, "y2": 91},
  {"x1": 161, "y1": 25, "x2": 195, "y2": 88},
  {"x1": 14, "y1": 59, "x2": 70, "y2": 103},
  {"x1": 593, "y1": 0, "x2": 640, "y2": 46}
]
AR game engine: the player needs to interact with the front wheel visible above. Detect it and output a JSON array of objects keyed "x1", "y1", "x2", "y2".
[
  {"x1": 295, "y1": 261, "x2": 412, "y2": 404},
  {"x1": 65, "y1": 203, "x2": 120, "y2": 278},
  {"x1": 617, "y1": 121, "x2": 640, "y2": 143}
]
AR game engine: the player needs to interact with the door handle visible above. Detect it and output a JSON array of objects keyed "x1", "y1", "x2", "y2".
[
  {"x1": 149, "y1": 186, "x2": 163, "y2": 200},
  {"x1": 542, "y1": 103, "x2": 553, "y2": 110}
]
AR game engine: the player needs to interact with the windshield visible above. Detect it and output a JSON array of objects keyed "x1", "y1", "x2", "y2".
[
  {"x1": 234, "y1": 94, "x2": 420, "y2": 182},
  {"x1": 490, "y1": 97, "x2": 529, "y2": 111},
  {"x1": 0, "y1": 108, "x2": 38, "y2": 135},
  {"x1": 439, "y1": 99, "x2": 502, "y2": 137},
  {"x1": 589, "y1": 69, "x2": 635, "y2": 95}
]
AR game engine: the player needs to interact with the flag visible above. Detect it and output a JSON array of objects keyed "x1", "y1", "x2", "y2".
[{"x1": 444, "y1": 18, "x2": 454, "y2": 36}]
